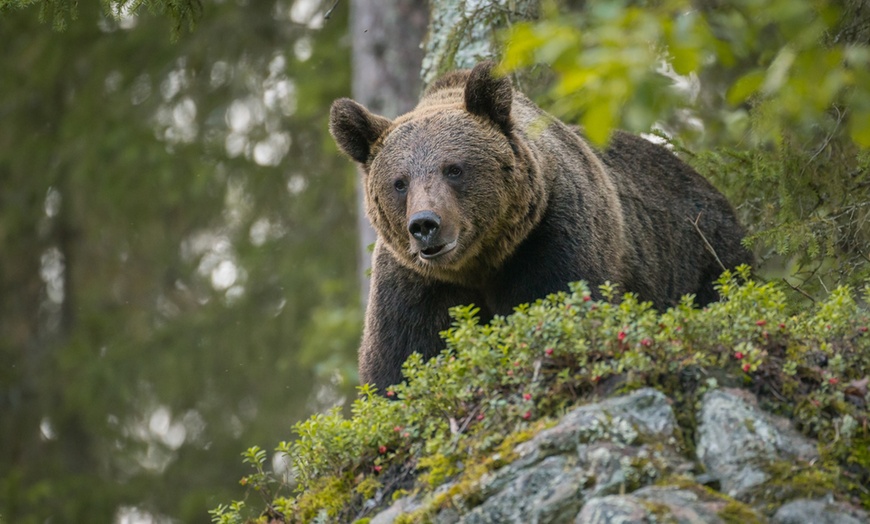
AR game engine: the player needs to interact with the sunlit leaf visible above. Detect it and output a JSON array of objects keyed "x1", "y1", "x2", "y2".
[{"x1": 727, "y1": 70, "x2": 765, "y2": 105}]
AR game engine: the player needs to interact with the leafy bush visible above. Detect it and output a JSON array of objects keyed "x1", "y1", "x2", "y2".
[{"x1": 212, "y1": 267, "x2": 870, "y2": 523}]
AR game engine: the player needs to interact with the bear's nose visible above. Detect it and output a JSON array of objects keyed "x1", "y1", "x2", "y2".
[{"x1": 408, "y1": 211, "x2": 441, "y2": 242}]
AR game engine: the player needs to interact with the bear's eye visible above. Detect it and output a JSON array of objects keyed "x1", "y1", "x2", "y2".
[
  {"x1": 393, "y1": 179, "x2": 408, "y2": 193},
  {"x1": 444, "y1": 164, "x2": 463, "y2": 179}
]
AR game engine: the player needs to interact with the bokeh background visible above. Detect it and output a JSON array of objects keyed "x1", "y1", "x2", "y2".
[{"x1": 1, "y1": 1, "x2": 367, "y2": 521}]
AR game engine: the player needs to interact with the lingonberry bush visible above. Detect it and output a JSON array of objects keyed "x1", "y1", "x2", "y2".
[{"x1": 211, "y1": 267, "x2": 870, "y2": 523}]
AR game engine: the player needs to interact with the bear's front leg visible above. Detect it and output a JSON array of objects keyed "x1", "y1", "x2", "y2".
[{"x1": 359, "y1": 243, "x2": 485, "y2": 394}]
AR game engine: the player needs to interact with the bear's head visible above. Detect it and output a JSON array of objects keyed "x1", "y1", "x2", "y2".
[{"x1": 329, "y1": 62, "x2": 547, "y2": 286}]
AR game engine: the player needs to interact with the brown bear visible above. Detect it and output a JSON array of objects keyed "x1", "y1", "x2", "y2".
[{"x1": 329, "y1": 62, "x2": 752, "y2": 392}]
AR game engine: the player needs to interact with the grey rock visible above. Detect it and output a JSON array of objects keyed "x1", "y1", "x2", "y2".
[
  {"x1": 370, "y1": 388, "x2": 860, "y2": 524},
  {"x1": 697, "y1": 388, "x2": 818, "y2": 498},
  {"x1": 632, "y1": 486, "x2": 727, "y2": 523},
  {"x1": 514, "y1": 388, "x2": 678, "y2": 468},
  {"x1": 369, "y1": 494, "x2": 421, "y2": 524},
  {"x1": 773, "y1": 498, "x2": 869, "y2": 524},
  {"x1": 460, "y1": 390, "x2": 689, "y2": 524},
  {"x1": 576, "y1": 485, "x2": 762, "y2": 524},
  {"x1": 461, "y1": 455, "x2": 585, "y2": 524},
  {"x1": 574, "y1": 495, "x2": 651, "y2": 524}
]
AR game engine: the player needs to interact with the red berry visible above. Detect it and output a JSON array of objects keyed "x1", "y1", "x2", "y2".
[
  {"x1": 617, "y1": 331, "x2": 627, "y2": 341},
  {"x1": 742, "y1": 363, "x2": 751, "y2": 373},
  {"x1": 545, "y1": 348, "x2": 554, "y2": 356},
  {"x1": 829, "y1": 377, "x2": 839, "y2": 385},
  {"x1": 779, "y1": 323, "x2": 786, "y2": 329},
  {"x1": 734, "y1": 351, "x2": 744, "y2": 360},
  {"x1": 374, "y1": 465, "x2": 383, "y2": 473},
  {"x1": 393, "y1": 426, "x2": 402, "y2": 432},
  {"x1": 583, "y1": 295, "x2": 591, "y2": 302},
  {"x1": 859, "y1": 326, "x2": 868, "y2": 333},
  {"x1": 522, "y1": 411, "x2": 532, "y2": 420},
  {"x1": 386, "y1": 390, "x2": 395, "y2": 397},
  {"x1": 402, "y1": 432, "x2": 410, "y2": 438},
  {"x1": 513, "y1": 360, "x2": 520, "y2": 367},
  {"x1": 378, "y1": 445, "x2": 387, "y2": 454},
  {"x1": 592, "y1": 375, "x2": 601, "y2": 383},
  {"x1": 523, "y1": 393, "x2": 532, "y2": 401},
  {"x1": 756, "y1": 320, "x2": 766, "y2": 326},
  {"x1": 640, "y1": 338, "x2": 652, "y2": 347},
  {"x1": 506, "y1": 370, "x2": 514, "y2": 376},
  {"x1": 476, "y1": 412, "x2": 485, "y2": 421}
]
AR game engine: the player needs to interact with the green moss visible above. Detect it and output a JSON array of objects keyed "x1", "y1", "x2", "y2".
[
  {"x1": 418, "y1": 453, "x2": 459, "y2": 489},
  {"x1": 392, "y1": 488, "x2": 411, "y2": 502},
  {"x1": 639, "y1": 499, "x2": 674, "y2": 519},
  {"x1": 720, "y1": 500, "x2": 765, "y2": 524},
  {"x1": 294, "y1": 475, "x2": 353, "y2": 522},
  {"x1": 354, "y1": 477, "x2": 382, "y2": 500},
  {"x1": 755, "y1": 460, "x2": 842, "y2": 509}
]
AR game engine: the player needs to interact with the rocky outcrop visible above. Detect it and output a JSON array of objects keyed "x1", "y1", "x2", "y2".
[{"x1": 368, "y1": 388, "x2": 868, "y2": 523}]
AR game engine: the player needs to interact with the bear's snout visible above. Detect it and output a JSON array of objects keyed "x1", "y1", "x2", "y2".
[
  {"x1": 408, "y1": 210, "x2": 458, "y2": 260},
  {"x1": 408, "y1": 210, "x2": 441, "y2": 243}
]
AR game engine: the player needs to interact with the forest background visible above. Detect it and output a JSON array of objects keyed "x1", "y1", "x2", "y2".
[{"x1": 0, "y1": 0, "x2": 868, "y2": 522}]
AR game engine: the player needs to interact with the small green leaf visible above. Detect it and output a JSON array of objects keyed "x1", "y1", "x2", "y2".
[
  {"x1": 727, "y1": 69, "x2": 765, "y2": 105},
  {"x1": 582, "y1": 102, "x2": 616, "y2": 146},
  {"x1": 849, "y1": 109, "x2": 870, "y2": 148}
]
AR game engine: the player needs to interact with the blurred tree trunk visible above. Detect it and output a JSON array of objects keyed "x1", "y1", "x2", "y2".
[{"x1": 350, "y1": 0, "x2": 428, "y2": 305}]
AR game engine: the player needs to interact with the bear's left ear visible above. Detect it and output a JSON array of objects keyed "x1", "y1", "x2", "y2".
[
  {"x1": 329, "y1": 98, "x2": 393, "y2": 164},
  {"x1": 464, "y1": 61, "x2": 513, "y2": 135}
]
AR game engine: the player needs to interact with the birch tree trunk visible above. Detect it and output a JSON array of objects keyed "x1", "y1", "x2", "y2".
[{"x1": 421, "y1": 0, "x2": 540, "y2": 86}]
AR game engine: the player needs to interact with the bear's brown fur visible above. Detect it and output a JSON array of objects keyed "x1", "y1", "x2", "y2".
[{"x1": 330, "y1": 62, "x2": 752, "y2": 392}]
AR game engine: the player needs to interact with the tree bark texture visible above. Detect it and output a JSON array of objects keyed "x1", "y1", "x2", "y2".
[{"x1": 421, "y1": 0, "x2": 539, "y2": 86}]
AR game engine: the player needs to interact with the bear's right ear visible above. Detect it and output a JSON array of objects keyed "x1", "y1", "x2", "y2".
[
  {"x1": 329, "y1": 98, "x2": 393, "y2": 164},
  {"x1": 464, "y1": 61, "x2": 513, "y2": 135}
]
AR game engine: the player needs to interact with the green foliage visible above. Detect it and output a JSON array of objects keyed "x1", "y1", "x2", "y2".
[
  {"x1": 216, "y1": 269, "x2": 870, "y2": 521},
  {"x1": 0, "y1": 0, "x2": 202, "y2": 36},
  {"x1": 504, "y1": 0, "x2": 870, "y2": 147},
  {"x1": 502, "y1": 0, "x2": 870, "y2": 294}
]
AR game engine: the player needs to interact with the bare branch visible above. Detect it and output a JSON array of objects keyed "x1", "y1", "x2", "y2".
[
  {"x1": 782, "y1": 278, "x2": 816, "y2": 304},
  {"x1": 687, "y1": 213, "x2": 727, "y2": 273}
]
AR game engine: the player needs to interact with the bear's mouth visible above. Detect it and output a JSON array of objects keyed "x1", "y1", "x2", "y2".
[{"x1": 419, "y1": 239, "x2": 458, "y2": 260}]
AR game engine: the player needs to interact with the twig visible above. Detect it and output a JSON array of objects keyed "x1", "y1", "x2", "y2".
[
  {"x1": 782, "y1": 278, "x2": 816, "y2": 304},
  {"x1": 447, "y1": 404, "x2": 482, "y2": 451},
  {"x1": 817, "y1": 274, "x2": 830, "y2": 295},
  {"x1": 798, "y1": 106, "x2": 843, "y2": 180},
  {"x1": 323, "y1": 0, "x2": 341, "y2": 20},
  {"x1": 687, "y1": 213, "x2": 727, "y2": 273}
]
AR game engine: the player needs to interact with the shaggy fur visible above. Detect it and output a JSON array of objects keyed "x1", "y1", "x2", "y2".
[{"x1": 329, "y1": 62, "x2": 752, "y2": 392}]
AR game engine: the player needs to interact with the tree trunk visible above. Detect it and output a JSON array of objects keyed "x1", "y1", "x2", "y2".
[
  {"x1": 350, "y1": 0, "x2": 428, "y2": 305},
  {"x1": 421, "y1": 0, "x2": 539, "y2": 86}
]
